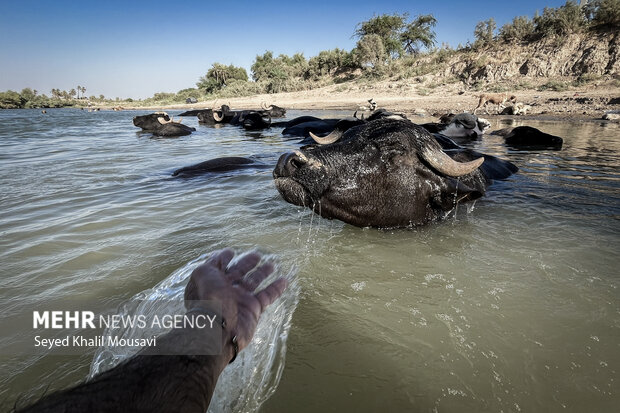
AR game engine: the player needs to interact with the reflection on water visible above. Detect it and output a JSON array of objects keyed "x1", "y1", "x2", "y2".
[{"x1": 0, "y1": 109, "x2": 618, "y2": 412}]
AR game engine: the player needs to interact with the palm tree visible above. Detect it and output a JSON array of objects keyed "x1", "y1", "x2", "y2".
[
  {"x1": 81, "y1": 86, "x2": 86, "y2": 98},
  {"x1": 77, "y1": 85, "x2": 81, "y2": 99}
]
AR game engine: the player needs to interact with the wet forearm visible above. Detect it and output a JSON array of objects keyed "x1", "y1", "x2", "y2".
[{"x1": 19, "y1": 329, "x2": 231, "y2": 413}]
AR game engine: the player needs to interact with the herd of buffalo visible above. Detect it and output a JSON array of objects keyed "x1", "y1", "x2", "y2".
[{"x1": 132, "y1": 103, "x2": 563, "y2": 228}]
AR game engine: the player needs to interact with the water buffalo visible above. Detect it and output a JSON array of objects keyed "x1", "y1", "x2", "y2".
[
  {"x1": 503, "y1": 126, "x2": 563, "y2": 149},
  {"x1": 133, "y1": 113, "x2": 196, "y2": 137},
  {"x1": 282, "y1": 109, "x2": 406, "y2": 142},
  {"x1": 420, "y1": 113, "x2": 490, "y2": 139},
  {"x1": 193, "y1": 104, "x2": 284, "y2": 126},
  {"x1": 172, "y1": 156, "x2": 269, "y2": 177},
  {"x1": 273, "y1": 118, "x2": 517, "y2": 228},
  {"x1": 282, "y1": 118, "x2": 342, "y2": 137},
  {"x1": 260, "y1": 102, "x2": 286, "y2": 117},
  {"x1": 241, "y1": 112, "x2": 272, "y2": 130}
]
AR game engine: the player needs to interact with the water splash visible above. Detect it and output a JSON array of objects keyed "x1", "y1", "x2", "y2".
[{"x1": 89, "y1": 251, "x2": 300, "y2": 413}]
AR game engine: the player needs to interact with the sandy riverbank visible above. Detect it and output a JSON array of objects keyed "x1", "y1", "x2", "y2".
[{"x1": 108, "y1": 80, "x2": 620, "y2": 122}]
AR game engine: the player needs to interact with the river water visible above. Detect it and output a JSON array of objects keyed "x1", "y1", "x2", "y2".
[{"x1": 0, "y1": 108, "x2": 618, "y2": 412}]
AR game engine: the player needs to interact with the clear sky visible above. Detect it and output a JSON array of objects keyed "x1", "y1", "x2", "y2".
[{"x1": 0, "y1": 0, "x2": 570, "y2": 99}]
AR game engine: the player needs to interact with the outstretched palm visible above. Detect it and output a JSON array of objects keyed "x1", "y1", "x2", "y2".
[{"x1": 184, "y1": 249, "x2": 288, "y2": 353}]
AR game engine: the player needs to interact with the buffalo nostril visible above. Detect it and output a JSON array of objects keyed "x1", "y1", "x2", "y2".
[
  {"x1": 286, "y1": 154, "x2": 307, "y2": 171},
  {"x1": 290, "y1": 156, "x2": 305, "y2": 169}
]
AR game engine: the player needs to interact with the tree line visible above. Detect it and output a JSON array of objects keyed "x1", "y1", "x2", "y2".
[
  {"x1": 2, "y1": 0, "x2": 618, "y2": 108},
  {"x1": 153, "y1": 0, "x2": 619, "y2": 102},
  {"x1": 0, "y1": 86, "x2": 111, "y2": 109}
]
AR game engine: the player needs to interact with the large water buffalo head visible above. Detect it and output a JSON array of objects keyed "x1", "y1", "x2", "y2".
[{"x1": 273, "y1": 118, "x2": 502, "y2": 228}]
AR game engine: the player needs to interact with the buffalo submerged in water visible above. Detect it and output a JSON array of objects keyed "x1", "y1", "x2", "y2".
[{"x1": 273, "y1": 118, "x2": 518, "y2": 228}]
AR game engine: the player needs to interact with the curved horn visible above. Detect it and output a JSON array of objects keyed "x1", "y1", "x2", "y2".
[
  {"x1": 261, "y1": 101, "x2": 268, "y2": 110},
  {"x1": 420, "y1": 147, "x2": 484, "y2": 177},
  {"x1": 213, "y1": 111, "x2": 224, "y2": 122},
  {"x1": 354, "y1": 110, "x2": 359, "y2": 119},
  {"x1": 309, "y1": 129, "x2": 343, "y2": 145},
  {"x1": 157, "y1": 116, "x2": 171, "y2": 124}
]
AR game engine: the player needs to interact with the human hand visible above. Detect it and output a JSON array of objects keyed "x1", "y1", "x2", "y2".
[{"x1": 184, "y1": 249, "x2": 288, "y2": 358}]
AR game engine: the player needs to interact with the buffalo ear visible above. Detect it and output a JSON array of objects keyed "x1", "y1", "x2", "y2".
[{"x1": 431, "y1": 178, "x2": 484, "y2": 211}]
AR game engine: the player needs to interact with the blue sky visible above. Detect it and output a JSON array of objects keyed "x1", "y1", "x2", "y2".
[{"x1": 0, "y1": 0, "x2": 570, "y2": 99}]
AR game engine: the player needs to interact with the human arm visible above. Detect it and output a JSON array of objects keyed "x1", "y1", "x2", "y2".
[{"x1": 18, "y1": 249, "x2": 288, "y2": 413}]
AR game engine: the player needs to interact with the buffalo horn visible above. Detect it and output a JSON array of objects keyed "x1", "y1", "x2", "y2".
[
  {"x1": 309, "y1": 129, "x2": 343, "y2": 145},
  {"x1": 213, "y1": 111, "x2": 224, "y2": 122},
  {"x1": 420, "y1": 147, "x2": 484, "y2": 177},
  {"x1": 157, "y1": 116, "x2": 171, "y2": 124}
]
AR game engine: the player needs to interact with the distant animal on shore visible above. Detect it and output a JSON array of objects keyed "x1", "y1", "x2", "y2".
[
  {"x1": 474, "y1": 93, "x2": 517, "y2": 115},
  {"x1": 357, "y1": 98, "x2": 377, "y2": 112}
]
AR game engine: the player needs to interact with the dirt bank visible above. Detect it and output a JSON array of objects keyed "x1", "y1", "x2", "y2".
[{"x1": 115, "y1": 80, "x2": 620, "y2": 122}]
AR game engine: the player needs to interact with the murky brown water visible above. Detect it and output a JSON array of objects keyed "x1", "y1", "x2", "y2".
[{"x1": 1, "y1": 109, "x2": 618, "y2": 412}]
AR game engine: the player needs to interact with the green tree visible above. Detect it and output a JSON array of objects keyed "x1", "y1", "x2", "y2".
[
  {"x1": 250, "y1": 51, "x2": 308, "y2": 83},
  {"x1": 585, "y1": 0, "x2": 620, "y2": 29},
  {"x1": 69, "y1": 89, "x2": 77, "y2": 99},
  {"x1": 473, "y1": 18, "x2": 497, "y2": 48},
  {"x1": 499, "y1": 16, "x2": 535, "y2": 43},
  {"x1": 197, "y1": 63, "x2": 248, "y2": 93},
  {"x1": 307, "y1": 48, "x2": 357, "y2": 78},
  {"x1": 533, "y1": 1, "x2": 586, "y2": 38},
  {"x1": 400, "y1": 14, "x2": 437, "y2": 54},
  {"x1": 355, "y1": 34, "x2": 387, "y2": 72},
  {"x1": 354, "y1": 13, "x2": 407, "y2": 58},
  {"x1": 20, "y1": 88, "x2": 36, "y2": 102},
  {"x1": 0, "y1": 90, "x2": 27, "y2": 108}
]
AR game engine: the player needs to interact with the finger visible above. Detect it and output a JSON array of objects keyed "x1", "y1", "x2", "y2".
[
  {"x1": 254, "y1": 278, "x2": 288, "y2": 312},
  {"x1": 184, "y1": 277, "x2": 197, "y2": 303},
  {"x1": 226, "y1": 252, "x2": 261, "y2": 280},
  {"x1": 204, "y1": 249, "x2": 234, "y2": 271},
  {"x1": 242, "y1": 261, "x2": 275, "y2": 291}
]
